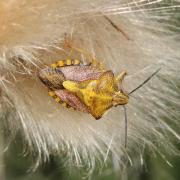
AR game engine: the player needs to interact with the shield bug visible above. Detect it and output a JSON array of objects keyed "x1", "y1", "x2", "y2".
[
  {"x1": 38, "y1": 47, "x2": 160, "y2": 147},
  {"x1": 38, "y1": 58, "x2": 129, "y2": 119}
]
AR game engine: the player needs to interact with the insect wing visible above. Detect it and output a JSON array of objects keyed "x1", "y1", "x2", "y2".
[
  {"x1": 60, "y1": 66, "x2": 103, "y2": 82},
  {"x1": 39, "y1": 67, "x2": 65, "y2": 90},
  {"x1": 55, "y1": 89, "x2": 89, "y2": 113}
]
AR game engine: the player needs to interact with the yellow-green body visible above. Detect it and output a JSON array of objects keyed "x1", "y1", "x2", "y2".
[{"x1": 39, "y1": 59, "x2": 129, "y2": 119}]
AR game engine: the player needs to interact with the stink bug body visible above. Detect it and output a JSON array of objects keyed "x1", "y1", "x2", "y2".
[{"x1": 38, "y1": 59, "x2": 128, "y2": 119}]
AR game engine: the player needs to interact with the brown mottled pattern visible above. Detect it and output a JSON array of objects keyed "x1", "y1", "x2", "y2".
[
  {"x1": 55, "y1": 89, "x2": 89, "y2": 113},
  {"x1": 60, "y1": 66, "x2": 104, "y2": 82},
  {"x1": 38, "y1": 67, "x2": 65, "y2": 90}
]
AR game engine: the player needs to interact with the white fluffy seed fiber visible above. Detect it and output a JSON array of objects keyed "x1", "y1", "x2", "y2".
[{"x1": 0, "y1": 0, "x2": 180, "y2": 175}]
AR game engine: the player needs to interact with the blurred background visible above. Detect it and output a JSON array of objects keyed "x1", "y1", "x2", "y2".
[{"x1": 1, "y1": 119, "x2": 180, "y2": 180}]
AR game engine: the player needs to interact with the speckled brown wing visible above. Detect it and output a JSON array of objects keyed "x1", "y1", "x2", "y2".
[
  {"x1": 38, "y1": 67, "x2": 65, "y2": 90},
  {"x1": 60, "y1": 66, "x2": 104, "y2": 82},
  {"x1": 55, "y1": 89, "x2": 90, "y2": 113},
  {"x1": 38, "y1": 65, "x2": 104, "y2": 90}
]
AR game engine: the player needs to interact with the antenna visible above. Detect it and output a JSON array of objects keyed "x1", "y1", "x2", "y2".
[
  {"x1": 129, "y1": 68, "x2": 161, "y2": 95},
  {"x1": 123, "y1": 106, "x2": 127, "y2": 148},
  {"x1": 123, "y1": 68, "x2": 161, "y2": 148}
]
